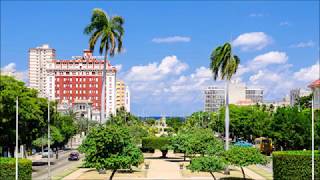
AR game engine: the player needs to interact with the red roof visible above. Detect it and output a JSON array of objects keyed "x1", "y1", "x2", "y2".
[{"x1": 308, "y1": 79, "x2": 320, "y2": 89}]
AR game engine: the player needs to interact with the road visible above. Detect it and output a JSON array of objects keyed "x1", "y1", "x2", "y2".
[{"x1": 32, "y1": 150, "x2": 83, "y2": 180}]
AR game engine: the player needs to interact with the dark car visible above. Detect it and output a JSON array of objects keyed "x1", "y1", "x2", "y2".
[{"x1": 68, "y1": 152, "x2": 80, "y2": 161}]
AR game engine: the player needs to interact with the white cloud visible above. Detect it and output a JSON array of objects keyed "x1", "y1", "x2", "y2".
[
  {"x1": 290, "y1": 40, "x2": 315, "y2": 48},
  {"x1": 232, "y1": 32, "x2": 272, "y2": 51},
  {"x1": 1, "y1": 63, "x2": 28, "y2": 82},
  {"x1": 294, "y1": 62, "x2": 319, "y2": 82},
  {"x1": 280, "y1": 21, "x2": 290, "y2": 26},
  {"x1": 152, "y1": 36, "x2": 191, "y2": 43},
  {"x1": 252, "y1": 51, "x2": 288, "y2": 67},
  {"x1": 124, "y1": 56, "x2": 188, "y2": 81},
  {"x1": 249, "y1": 13, "x2": 264, "y2": 17},
  {"x1": 115, "y1": 64, "x2": 122, "y2": 72}
]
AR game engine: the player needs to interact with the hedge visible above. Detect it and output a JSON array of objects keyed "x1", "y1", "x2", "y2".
[
  {"x1": 142, "y1": 137, "x2": 171, "y2": 151},
  {"x1": 0, "y1": 157, "x2": 32, "y2": 180},
  {"x1": 273, "y1": 150, "x2": 320, "y2": 180}
]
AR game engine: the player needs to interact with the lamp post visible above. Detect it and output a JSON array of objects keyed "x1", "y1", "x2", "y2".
[
  {"x1": 47, "y1": 100, "x2": 51, "y2": 180},
  {"x1": 15, "y1": 97, "x2": 18, "y2": 180},
  {"x1": 308, "y1": 79, "x2": 320, "y2": 180}
]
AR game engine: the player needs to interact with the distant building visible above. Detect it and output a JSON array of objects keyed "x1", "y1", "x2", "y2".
[
  {"x1": 204, "y1": 86, "x2": 225, "y2": 112},
  {"x1": 116, "y1": 80, "x2": 130, "y2": 112},
  {"x1": 290, "y1": 88, "x2": 312, "y2": 106},
  {"x1": 263, "y1": 95, "x2": 290, "y2": 109},
  {"x1": 204, "y1": 83, "x2": 264, "y2": 112},
  {"x1": 28, "y1": 44, "x2": 56, "y2": 98}
]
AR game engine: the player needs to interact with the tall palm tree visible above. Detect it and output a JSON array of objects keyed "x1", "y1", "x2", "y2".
[
  {"x1": 84, "y1": 8, "x2": 124, "y2": 123},
  {"x1": 209, "y1": 42, "x2": 240, "y2": 151}
]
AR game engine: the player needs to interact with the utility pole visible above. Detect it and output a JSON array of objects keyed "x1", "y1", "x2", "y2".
[
  {"x1": 15, "y1": 97, "x2": 18, "y2": 180},
  {"x1": 48, "y1": 101, "x2": 51, "y2": 179}
]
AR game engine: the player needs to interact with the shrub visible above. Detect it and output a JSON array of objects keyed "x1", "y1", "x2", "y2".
[
  {"x1": 188, "y1": 156, "x2": 226, "y2": 180},
  {"x1": 0, "y1": 157, "x2": 32, "y2": 180},
  {"x1": 142, "y1": 137, "x2": 171, "y2": 157},
  {"x1": 222, "y1": 146, "x2": 268, "y2": 179},
  {"x1": 273, "y1": 150, "x2": 320, "y2": 180}
]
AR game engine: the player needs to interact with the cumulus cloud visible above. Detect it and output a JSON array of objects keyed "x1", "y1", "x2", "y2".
[
  {"x1": 232, "y1": 32, "x2": 272, "y2": 51},
  {"x1": 115, "y1": 64, "x2": 122, "y2": 72},
  {"x1": 1, "y1": 63, "x2": 28, "y2": 82},
  {"x1": 152, "y1": 36, "x2": 191, "y2": 43},
  {"x1": 124, "y1": 56, "x2": 188, "y2": 81},
  {"x1": 252, "y1": 51, "x2": 288, "y2": 66},
  {"x1": 294, "y1": 62, "x2": 319, "y2": 82},
  {"x1": 290, "y1": 40, "x2": 315, "y2": 48}
]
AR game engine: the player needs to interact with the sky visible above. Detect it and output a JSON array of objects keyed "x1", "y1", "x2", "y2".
[{"x1": 1, "y1": 1, "x2": 319, "y2": 116}]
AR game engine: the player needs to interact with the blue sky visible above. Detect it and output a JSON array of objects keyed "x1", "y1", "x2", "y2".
[{"x1": 1, "y1": 1, "x2": 319, "y2": 116}]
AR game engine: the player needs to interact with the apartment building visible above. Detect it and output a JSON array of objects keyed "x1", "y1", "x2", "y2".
[
  {"x1": 28, "y1": 44, "x2": 56, "y2": 97},
  {"x1": 116, "y1": 80, "x2": 131, "y2": 112},
  {"x1": 204, "y1": 86, "x2": 225, "y2": 112},
  {"x1": 204, "y1": 83, "x2": 264, "y2": 112}
]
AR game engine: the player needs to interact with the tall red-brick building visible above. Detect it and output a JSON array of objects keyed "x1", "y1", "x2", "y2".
[{"x1": 46, "y1": 50, "x2": 117, "y2": 121}]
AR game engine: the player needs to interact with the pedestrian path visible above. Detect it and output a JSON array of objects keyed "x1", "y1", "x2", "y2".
[{"x1": 146, "y1": 150, "x2": 182, "y2": 179}]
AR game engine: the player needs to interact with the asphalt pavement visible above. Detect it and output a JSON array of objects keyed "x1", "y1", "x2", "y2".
[{"x1": 32, "y1": 150, "x2": 82, "y2": 180}]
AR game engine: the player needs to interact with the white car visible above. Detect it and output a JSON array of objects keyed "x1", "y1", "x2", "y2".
[{"x1": 42, "y1": 149, "x2": 54, "y2": 158}]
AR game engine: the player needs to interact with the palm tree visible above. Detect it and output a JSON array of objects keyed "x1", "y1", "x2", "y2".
[
  {"x1": 209, "y1": 42, "x2": 240, "y2": 151},
  {"x1": 84, "y1": 8, "x2": 124, "y2": 123}
]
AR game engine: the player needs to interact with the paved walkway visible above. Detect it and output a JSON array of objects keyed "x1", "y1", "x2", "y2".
[{"x1": 146, "y1": 150, "x2": 182, "y2": 179}]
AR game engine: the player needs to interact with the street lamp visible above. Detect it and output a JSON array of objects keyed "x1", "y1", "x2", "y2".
[{"x1": 308, "y1": 79, "x2": 320, "y2": 180}]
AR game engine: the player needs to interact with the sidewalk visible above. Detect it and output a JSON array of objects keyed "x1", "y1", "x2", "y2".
[{"x1": 146, "y1": 150, "x2": 182, "y2": 179}]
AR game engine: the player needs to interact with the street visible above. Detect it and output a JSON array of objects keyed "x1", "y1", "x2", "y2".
[{"x1": 32, "y1": 150, "x2": 83, "y2": 180}]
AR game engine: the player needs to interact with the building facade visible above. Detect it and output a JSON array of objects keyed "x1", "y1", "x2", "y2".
[
  {"x1": 116, "y1": 80, "x2": 131, "y2": 112},
  {"x1": 204, "y1": 83, "x2": 264, "y2": 112},
  {"x1": 28, "y1": 44, "x2": 56, "y2": 98},
  {"x1": 289, "y1": 88, "x2": 312, "y2": 106},
  {"x1": 46, "y1": 50, "x2": 117, "y2": 122},
  {"x1": 204, "y1": 86, "x2": 225, "y2": 112}
]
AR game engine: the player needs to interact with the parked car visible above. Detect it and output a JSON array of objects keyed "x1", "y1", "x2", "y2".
[
  {"x1": 234, "y1": 140, "x2": 254, "y2": 147},
  {"x1": 42, "y1": 148, "x2": 54, "y2": 158},
  {"x1": 68, "y1": 152, "x2": 80, "y2": 161}
]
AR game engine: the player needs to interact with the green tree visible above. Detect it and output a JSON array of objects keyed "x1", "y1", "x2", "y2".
[
  {"x1": 188, "y1": 156, "x2": 226, "y2": 180},
  {"x1": 79, "y1": 125, "x2": 143, "y2": 180},
  {"x1": 222, "y1": 146, "x2": 268, "y2": 179},
  {"x1": 166, "y1": 117, "x2": 183, "y2": 132},
  {"x1": 172, "y1": 128, "x2": 223, "y2": 159},
  {"x1": 108, "y1": 107, "x2": 141, "y2": 126},
  {"x1": 0, "y1": 76, "x2": 48, "y2": 156},
  {"x1": 295, "y1": 93, "x2": 313, "y2": 109},
  {"x1": 270, "y1": 106, "x2": 311, "y2": 150},
  {"x1": 84, "y1": 8, "x2": 124, "y2": 123},
  {"x1": 210, "y1": 42, "x2": 240, "y2": 151}
]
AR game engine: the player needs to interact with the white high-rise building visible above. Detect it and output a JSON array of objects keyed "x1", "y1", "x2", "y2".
[
  {"x1": 204, "y1": 86, "x2": 225, "y2": 112},
  {"x1": 204, "y1": 83, "x2": 264, "y2": 112},
  {"x1": 28, "y1": 44, "x2": 56, "y2": 98}
]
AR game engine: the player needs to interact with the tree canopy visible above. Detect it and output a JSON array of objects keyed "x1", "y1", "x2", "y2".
[{"x1": 79, "y1": 125, "x2": 143, "y2": 180}]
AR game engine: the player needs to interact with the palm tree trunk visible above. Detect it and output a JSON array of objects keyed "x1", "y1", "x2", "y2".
[
  {"x1": 241, "y1": 167, "x2": 246, "y2": 180},
  {"x1": 225, "y1": 80, "x2": 230, "y2": 151},
  {"x1": 209, "y1": 171, "x2": 216, "y2": 180},
  {"x1": 100, "y1": 54, "x2": 108, "y2": 123},
  {"x1": 109, "y1": 169, "x2": 117, "y2": 180},
  {"x1": 224, "y1": 80, "x2": 230, "y2": 175}
]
